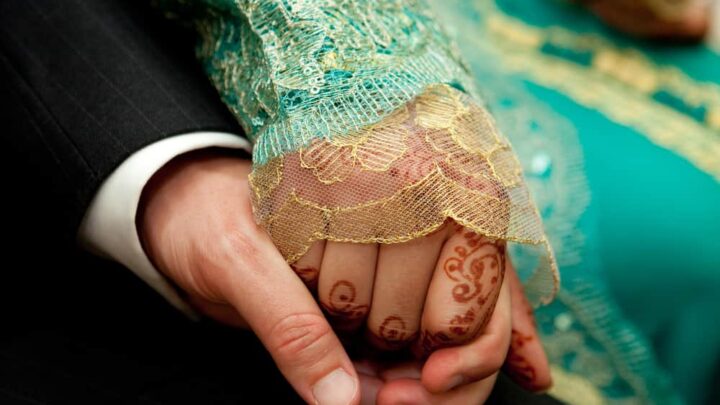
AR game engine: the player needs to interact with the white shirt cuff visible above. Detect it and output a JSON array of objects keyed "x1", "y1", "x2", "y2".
[{"x1": 77, "y1": 132, "x2": 252, "y2": 317}]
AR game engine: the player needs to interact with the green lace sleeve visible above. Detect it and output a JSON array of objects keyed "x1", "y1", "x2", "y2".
[
  {"x1": 164, "y1": 0, "x2": 478, "y2": 164},
  {"x1": 156, "y1": 0, "x2": 560, "y2": 306}
]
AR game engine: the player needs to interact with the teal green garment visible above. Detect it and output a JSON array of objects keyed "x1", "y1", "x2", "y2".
[
  {"x1": 432, "y1": 0, "x2": 720, "y2": 403},
  {"x1": 159, "y1": 0, "x2": 720, "y2": 403},
  {"x1": 158, "y1": 0, "x2": 477, "y2": 165},
  {"x1": 590, "y1": 98, "x2": 720, "y2": 405}
]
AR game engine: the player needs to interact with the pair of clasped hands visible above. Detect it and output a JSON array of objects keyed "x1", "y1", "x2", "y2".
[
  {"x1": 138, "y1": 149, "x2": 552, "y2": 405},
  {"x1": 137, "y1": 1, "x2": 711, "y2": 403}
]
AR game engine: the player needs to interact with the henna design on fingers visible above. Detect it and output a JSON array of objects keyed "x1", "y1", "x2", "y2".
[
  {"x1": 290, "y1": 265, "x2": 319, "y2": 289},
  {"x1": 449, "y1": 308, "x2": 476, "y2": 336},
  {"x1": 421, "y1": 230, "x2": 505, "y2": 355},
  {"x1": 445, "y1": 231, "x2": 504, "y2": 327},
  {"x1": 443, "y1": 230, "x2": 504, "y2": 306},
  {"x1": 370, "y1": 315, "x2": 418, "y2": 349},
  {"x1": 321, "y1": 280, "x2": 369, "y2": 322},
  {"x1": 503, "y1": 329, "x2": 540, "y2": 391},
  {"x1": 418, "y1": 296, "x2": 500, "y2": 354},
  {"x1": 379, "y1": 316, "x2": 409, "y2": 342},
  {"x1": 419, "y1": 330, "x2": 453, "y2": 354}
]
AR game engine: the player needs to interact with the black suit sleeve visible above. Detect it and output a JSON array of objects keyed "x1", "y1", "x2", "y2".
[{"x1": 0, "y1": 0, "x2": 245, "y2": 240}]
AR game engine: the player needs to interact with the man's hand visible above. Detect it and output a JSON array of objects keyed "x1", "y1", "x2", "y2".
[{"x1": 138, "y1": 149, "x2": 360, "y2": 405}]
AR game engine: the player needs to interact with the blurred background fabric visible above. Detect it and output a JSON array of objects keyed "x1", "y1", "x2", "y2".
[{"x1": 430, "y1": 0, "x2": 720, "y2": 403}]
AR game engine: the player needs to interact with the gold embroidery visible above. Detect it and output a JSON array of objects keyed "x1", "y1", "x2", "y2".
[
  {"x1": 709, "y1": 107, "x2": 720, "y2": 130},
  {"x1": 548, "y1": 365, "x2": 607, "y2": 405},
  {"x1": 476, "y1": 3, "x2": 720, "y2": 181},
  {"x1": 250, "y1": 84, "x2": 559, "y2": 305}
]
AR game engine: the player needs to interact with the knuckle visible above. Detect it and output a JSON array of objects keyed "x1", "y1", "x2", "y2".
[
  {"x1": 369, "y1": 315, "x2": 417, "y2": 349},
  {"x1": 203, "y1": 229, "x2": 263, "y2": 275},
  {"x1": 222, "y1": 230, "x2": 260, "y2": 262},
  {"x1": 291, "y1": 264, "x2": 320, "y2": 287},
  {"x1": 420, "y1": 310, "x2": 479, "y2": 351},
  {"x1": 268, "y1": 313, "x2": 334, "y2": 367},
  {"x1": 321, "y1": 280, "x2": 369, "y2": 330}
]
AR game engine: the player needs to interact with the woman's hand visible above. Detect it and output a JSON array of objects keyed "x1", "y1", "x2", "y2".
[
  {"x1": 292, "y1": 222, "x2": 505, "y2": 354},
  {"x1": 354, "y1": 272, "x2": 510, "y2": 405},
  {"x1": 294, "y1": 231, "x2": 552, "y2": 401},
  {"x1": 350, "y1": 260, "x2": 551, "y2": 404}
]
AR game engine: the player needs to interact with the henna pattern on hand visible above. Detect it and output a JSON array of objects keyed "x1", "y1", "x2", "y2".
[
  {"x1": 321, "y1": 280, "x2": 369, "y2": 327},
  {"x1": 446, "y1": 230, "x2": 504, "y2": 324},
  {"x1": 444, "y1": 230, "x2": 504, "y2": 306},
  {"x1": 380, "y1": 316, "x2": 408, "y2": 341},
  {"x1": 418, "y1": 330, "x2": 453, "y2": 354},
  {"x1": 419, "y1": 297, "x2": 500, "y2": 355},
  {"x1": 449, "y1": 308, "x2": 476, "y2": 336},
  {"x1": 502, "y1": 274, "x2": 546, "y2": 391},
  {"x1": 370, "y1": 315, "x2": 418, "y2": 349},
  {"x1": 421, "y1": 230, "x2": 505, "y2": 354},
  {"x1": 503, "y1": 329, "x2": 540, "y2": 391},
  {"x1": 290, "y1": 264, "x2": 319, "y2": 289}
]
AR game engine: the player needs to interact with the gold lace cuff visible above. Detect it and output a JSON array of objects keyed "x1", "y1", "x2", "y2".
[{"x1": 250, "y1": 84, "x2": 559, "y2": 305}]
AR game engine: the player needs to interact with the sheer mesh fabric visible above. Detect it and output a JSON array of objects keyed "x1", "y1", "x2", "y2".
[
  {"x1": 250, "y1": 85, "x2": 559, "y2": 305},
  {"x1": 157, "y1": 0, "x2": 560, "y2": 305}
]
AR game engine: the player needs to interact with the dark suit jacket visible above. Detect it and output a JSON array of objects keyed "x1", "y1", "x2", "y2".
[
  {"x1": 0, "y1": 0, "x2": 245, "y2": 240},
  {"x1": 0, "y1": 1, "x2": 562, "y2": 404}
]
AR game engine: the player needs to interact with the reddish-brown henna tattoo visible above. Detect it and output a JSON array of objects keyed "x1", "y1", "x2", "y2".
[
  {"x1": 370, "y1": 315, "x2": 417, "y2": 349},
  {"x1": 449, "y1": 308, "x2": 476, "y2": 336},
  {"x1": 444, "y1": 230, "x2": 504, "y2": 306},
  {"x1": 503, "y1": 329, "x2": 541, "y2": 391},
  {"x1": 290, "y1": 265, "x2": 319, "y2": 289},
  {"x1": 419, "y1": 299, "x2": 500, "y2": 355},
  {"x1": 321, "y1": 280, "x2": 369, "y2": 327},
  {"x1": 380, "y1": 316, "x2": 408, "y2": 341},
  {"x1": 445, "y1": 231, "x2": 504, "y2": 323},
  {"x1": 418, "y1": 330, "x2": 454, "y2": 354},
  {"x1": 421, "y1": 230, "x2": 505, "y2": 354}
]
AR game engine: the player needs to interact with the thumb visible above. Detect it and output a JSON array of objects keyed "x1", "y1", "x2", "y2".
[{"x1": 217, "y1": 231, "x2": 360, "y2": 405}]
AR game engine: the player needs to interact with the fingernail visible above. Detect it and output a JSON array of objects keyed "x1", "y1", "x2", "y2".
[
  {"x1": 313, "y1": 368, "x2": 356, "y2": 405},
  {"x1": 443, "y1": 374, "x2": 465, "y2": 391}
]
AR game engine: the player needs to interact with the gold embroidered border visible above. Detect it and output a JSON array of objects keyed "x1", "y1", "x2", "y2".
[
  {"x1": 249, "y1": 84, "x2": 560, "y2": 305},
  {"x1": 477, "y1": 2, "x2": 720, "y2": 181}
]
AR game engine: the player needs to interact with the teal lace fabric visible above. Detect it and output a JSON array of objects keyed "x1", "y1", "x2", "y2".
[
  {"x1": 161, "y1": 0, "x2": 477, "y2": 165},
  {"x1": 157, "y1": 0, "x2": 561, "y2": 306}
]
